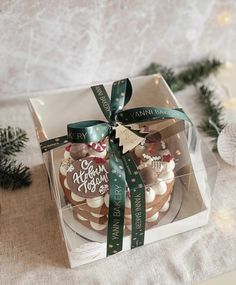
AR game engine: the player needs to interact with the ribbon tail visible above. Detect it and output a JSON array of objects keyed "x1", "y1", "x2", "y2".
[
  {"x1": 107, "y1": 129, "x2": 146, "y2": 252},
  {"x1": 107, "y1": 133, "x2": 126, "y2": 256},
  {"x1": 40, "y1": 135, "x2": 68, "y2": 153},
  {"x1": 122, "y1": 153, "x2": 146, "y2": 249}
]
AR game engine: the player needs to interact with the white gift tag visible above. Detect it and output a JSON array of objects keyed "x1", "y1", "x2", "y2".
[{"x1": 114, "y1": 124, "x2": 145, "y2": 153}]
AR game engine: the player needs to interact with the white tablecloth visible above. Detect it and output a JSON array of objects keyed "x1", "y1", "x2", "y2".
[{"x1": 0, "y1": 87, "x2": 236, "y2": 285}]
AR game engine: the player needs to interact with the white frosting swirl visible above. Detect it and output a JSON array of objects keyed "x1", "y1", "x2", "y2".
[
  {"x1": 159, "y1": 170, "x2": 174, "y2": 184},
  {"x1": 145, "y1": 187, "x2": 156, "y2": 203},
  {"x1": 146, "y1": 212, "x2": 159, "y2": 222},
  {"x1": 163, "y1": 160, "x2": 175, "y2": 172},
  {"x1": 64, "y1": 178, "x2": 69, "y2": 189},
  {"x1": 104, "y1": 193, "x2": 109, "y2": 208},
  {"x1": 64, "y1": 150, "x2": 72, "y2": 159},
  {"x1": 91, "y1": 212, "x2": 104, "y2": 218},
  {"x1": 59, "y1": 164, "x2": 68, "y2": 176},
  {"x1": 160, "y1": 201, "x2": 170, "y2": 212},
  {"x1": 71, "y1": 192, "x2": 85, "y2": 202},
  {"x1": 90, "y1": 221, "x2": 107, "y2": 231},
  {"x1": 87, "y1": 196, "x2": 104, "y2": 208},
  {"x1": 152, "y1": 181, "x2": 167, "y2": 195},
  {"x1": 77, "y1": 213, "x2": 87, "y2": 221}
]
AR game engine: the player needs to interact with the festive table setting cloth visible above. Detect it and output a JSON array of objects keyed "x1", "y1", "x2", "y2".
[{"x1": 1, "y1": 83, "x2": 236, "y2": 285}]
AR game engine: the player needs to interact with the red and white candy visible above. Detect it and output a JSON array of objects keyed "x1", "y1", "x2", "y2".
[
  {"x1": 88, "y1": 141, "x2": 107, "y2": 152},
  {"x1": 88, "y1": 141, "x2": 107, "y2": 158}
]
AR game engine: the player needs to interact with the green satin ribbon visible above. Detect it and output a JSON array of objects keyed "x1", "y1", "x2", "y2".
[{"x1": 40, "y1": 78, "x2": 191, "y2": 256}]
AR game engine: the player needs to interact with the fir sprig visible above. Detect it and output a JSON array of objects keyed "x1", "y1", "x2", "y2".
[
  {"x1": 142, "y1": 63, "x2": 183, "y2": 91},
  {"x1": 142, "y1": 63, "x2": 181, "y2": 91},
  {"x1": 0, "y1": 126, "x2": 29, "y2": 157},
  {"x1": 142, "y1": 58, "x2": 222, "y2": 92},
  {"x1": 143, "y1": 57, "x2": 225, "y2": 152},
  {"x1": 198, "y1": 85, "x2": 225, "y2": 150},
  {"x1": 0, "y1": 126, "x2": 32, "y2": 190},
  {"x1": 0, "y1": 158, "x2": 32, "y2": 190},
  {"x1": 177, "y1": 58, "x2": 222, "y2": 87}
]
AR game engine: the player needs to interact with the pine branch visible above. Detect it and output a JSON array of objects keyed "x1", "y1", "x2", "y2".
[
  {"x1": 142, "y1": 63, "x2": 184, "y2": 91},
  {"x1": 198, "y1": 85, "x2": 225, "y2": 150},
  {"x1": 0, "y1": 126, "x2": 29, "y2": 157},
  {"x1": 142, "y1": 63, "x2": 176, "y2": 85},
  {"x1": 177, "y1": 58, "x2": 222, "y2": 86},
  {"x1": 142, "y1": 58, "x2": 222, "y2": 92},
  {"x1": 142, "y1": 59, "x2": 224, "y2": 153},
  {"x1": 0, "y1": 157, "x2": 32, "y2": 190}
]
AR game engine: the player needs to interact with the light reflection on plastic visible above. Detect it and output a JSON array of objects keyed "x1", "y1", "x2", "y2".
[
  {"x1": 42, "y1": 129, "x2": 47, "y2": 138},
  {"x1": 154, "y1": 74, "x2": 161, "y2": 85},
  {"x1": 36, "y1": 99, "x2": 45, "y2": 106}
]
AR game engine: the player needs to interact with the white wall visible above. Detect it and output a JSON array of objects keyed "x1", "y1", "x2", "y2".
[{"x1": 0, "y1": 0, "x2": 235, "y2": 99}]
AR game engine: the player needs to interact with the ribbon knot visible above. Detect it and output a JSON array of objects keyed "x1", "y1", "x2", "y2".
[
  {"x1": 40, "y1": 78, "x2": 191, "y2": 256},
  {"x1": 109, "y1": 114, "x2": 118, "y2": 127}
]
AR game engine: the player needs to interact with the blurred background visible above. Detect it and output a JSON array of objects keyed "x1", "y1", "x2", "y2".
[{"x1": 0, "y1": 0, "x2": 235, "y2": 99}]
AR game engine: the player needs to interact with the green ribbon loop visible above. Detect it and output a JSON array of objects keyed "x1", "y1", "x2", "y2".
[
  {"x1": 117, "y1": 107, "x2": 191, "y2": 125},
  {"x1": 91, "y1": 85, "x2": 111, "y2": 120},
  {"x1": 67, "y1": 120, "x2": 109, "y2": 143},
  {"x1": 40, "y1": 78, "x2": 192, "y2": 257},
  {"x1": 110, "y1": 79, "x2": 132, "y2": 124}
]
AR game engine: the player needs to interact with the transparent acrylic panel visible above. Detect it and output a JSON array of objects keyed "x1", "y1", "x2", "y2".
[{"x1": 29, "y1": 74, "x2": 218, "y2": 267}]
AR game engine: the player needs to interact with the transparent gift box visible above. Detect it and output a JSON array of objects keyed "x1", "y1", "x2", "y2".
[{"x1": 29, "y1": 75, "x2": 218, "y2": 268}]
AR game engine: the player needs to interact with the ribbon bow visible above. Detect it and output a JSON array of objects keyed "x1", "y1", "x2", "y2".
[{"x1": 40, "y1": 78, "x2": 191, "y2": 256}]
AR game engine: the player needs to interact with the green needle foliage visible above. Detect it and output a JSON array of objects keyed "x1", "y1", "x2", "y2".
[
  {"x1": 0, "y1": 158, "x2": 32, "y2": 190},
  {"x1": 0, "y1": 126, "x2": 32, "y2": 190},
  {"x1": 142, "y1": 58, "x2": 222, "y2": 92},
  {"x1": 0, "y1": 126, "x2": 29, "y2": 157},
  {"x1": 198, "y1": 85, "x2": 225, "y2": 151},
  {"x1": 143, "y1": 57, "x2": 224, "y2": 151},
  {"x1": 143, "y1": 63, "x2": 184, "y2": 91},
  {"x1": 177, "y1": 58, "x2": 222, "y2": 87}
]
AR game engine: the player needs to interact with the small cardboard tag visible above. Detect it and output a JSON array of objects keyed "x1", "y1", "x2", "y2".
[{"x1": 114, "y1": 124, "x2": 145, "y2": 153}]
